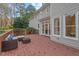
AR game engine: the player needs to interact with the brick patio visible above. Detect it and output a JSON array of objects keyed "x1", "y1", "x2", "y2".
[{"x1": 0, "y1": 34, "x2": 79, "y2": 56}]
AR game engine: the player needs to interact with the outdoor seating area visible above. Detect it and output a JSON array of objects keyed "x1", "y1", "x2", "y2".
[
  {"x1": 1, "y1": 37, "x2": 31, "y2": 52},
  {"x1": 0, "y1": 29, "x2": 31, "y2": 52},
  {"x1": 0, "y1": 34, "x2": 79, "y2": 56}
]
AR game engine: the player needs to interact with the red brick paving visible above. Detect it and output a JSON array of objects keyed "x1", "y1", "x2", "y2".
[{"x1": 0, "y1": 34, "x2": 79, "y2": 56}]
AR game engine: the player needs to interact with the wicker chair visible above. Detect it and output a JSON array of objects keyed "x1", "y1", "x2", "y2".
[{"x1": 1, "y1": 40, "x2": 18, "y2": 52}]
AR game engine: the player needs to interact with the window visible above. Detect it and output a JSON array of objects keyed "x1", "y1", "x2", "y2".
[
  {"x1": 65, "y1": 14, "x2": 76, "y2": 37},
  {"x1": 42, "y1": 23, "x2": 44, "y2": 34},
  {"x1": 45, "y1": 8, "x2": 48, "y2": 12},
  {"x1": 43, "y1": 7, "x2": 48, "y2": 13},
  {"x1": 49, "y1": 23, "x2": 50, "y2": 35},
  {"x1": 38, "y1": 24, "x2": 39, "y2": 28},
  {"x1": 54, "y1": 18, "x2": 60, "y2": 35},
  {"x1": 45, "y1": 23, "x2": 48, "y2": 34}
]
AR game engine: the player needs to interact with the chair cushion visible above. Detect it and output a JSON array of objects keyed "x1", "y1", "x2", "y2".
[{"x1": 5, "y1": 34, "x2": 15, "y2": 41}]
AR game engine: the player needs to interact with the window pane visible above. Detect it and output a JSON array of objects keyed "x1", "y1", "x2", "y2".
[
  {"x1": 43, "y1": 8, "x2": 48, "y2": 13},
  {"x1": 54, "y1": 18, "x2": 60, "y2": 35},
  {"x1": 45, "y1": 23, "x2": 48, "y2": 34},
  {"x1": 38, "y1": 24, "x2": 39, "y2": 28},
  {"x1": 49, "y1": 23, "x2": 50, "y2": 35},
  {"x1": 65, "y1": 15, "x2": 76, "y2": 37},
  {"x1": 42, "y1": 23, "x2": 44, "y2": 34}
]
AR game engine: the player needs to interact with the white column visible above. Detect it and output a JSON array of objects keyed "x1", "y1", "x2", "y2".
[
  {"x1": 44, "y1": 22, "x2": 45, "y2": 35},
  {"x1": 39, "y1": 21, "x2": 42, "y2": 35},
  {"x1": 76, "y1": 12, "x2": 79, "y2": 40},
  {"x1": 48, "y1": 23, "x2": 49, "y2": 35}
]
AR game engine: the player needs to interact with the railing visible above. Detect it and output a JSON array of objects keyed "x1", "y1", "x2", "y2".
[
  {"x1": 0, "y1": 30, "x2": 5, "y2": 35},
  {"x1": 0, "y1": 30, "x2": 12, "y2": 38},
  {"x1": 0, "y1": 30, "x2": 12, "y2": 35}
]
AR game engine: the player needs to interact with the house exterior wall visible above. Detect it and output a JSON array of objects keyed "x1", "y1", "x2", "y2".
[
  {"x1": 29, "y1": 3, "x2": 79, "y2": 49},
  {"x1": 50, "y1": 3, "x2": 79, "y2": 49},
  {"x1": 38, "y1": 4, "x2": 50, "y2": 36},
  {"x1": 38, "y1": 5, "x2": 50, "y2": 20},
  {"x1": 29, "y1": 15, "x2": 39, "y2": 30},
  {"x1": 29, "y1": 3, "x2": 50, "y2": 35}
]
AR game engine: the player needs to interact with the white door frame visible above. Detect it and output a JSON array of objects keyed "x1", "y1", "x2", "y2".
[
  {"x1": 41, "y1": 20, "x2": 50, "y2": 36},
  {"x1": 53, "y1": 16, "x2": 62, "y2": 37}
]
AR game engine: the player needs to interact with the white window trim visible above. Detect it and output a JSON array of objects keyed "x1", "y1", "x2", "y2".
[
  {"x1": 63, "y1": 12, "x2": 78, "y2": 40},
  {"x1": 44, "y1": 22, "x2": 50, "y2": 35},
  {"x1": 53, "y1": 16, "x2": 61, "y2": 37}
]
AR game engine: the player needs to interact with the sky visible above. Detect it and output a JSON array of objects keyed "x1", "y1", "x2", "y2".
[
  {"x1": 8, "y1": 3, "x2": 42, "y2": 11},
  {"x1": 8, "y1": 3, "x2": 42, "y2": 17},
  {"x1": 25, "y1": 3, "x2": 42, "y2": 10},
  {"x1": 31, "y1": 3, "x2": 42, "y2": 10}
]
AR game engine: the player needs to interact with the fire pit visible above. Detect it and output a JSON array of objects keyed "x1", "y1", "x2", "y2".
[{"x1": 22, "y1": 38, "x2": 31, "y2": 44}]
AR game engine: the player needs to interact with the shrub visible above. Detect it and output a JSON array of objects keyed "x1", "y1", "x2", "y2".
[
  {"x1": 0, "y1": 26, "x2": 13, "y2": 31},
  {"x1": 8, "y1": 26, "x2": 13, "y2": 29},
  {"x1": 13, "y1": 17, "x2": 29, "y2": 29}
]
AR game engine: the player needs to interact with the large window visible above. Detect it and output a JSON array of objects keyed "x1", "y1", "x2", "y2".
[
  {"x1": 43, "y1": 7, "x2": 48, "y2": 13},
  {"x1": 54, "y1": 18, "x2": 60, "y2": 35},
  {"x1": 65, "y1": 14, "x2": 76, "y2": 37}
]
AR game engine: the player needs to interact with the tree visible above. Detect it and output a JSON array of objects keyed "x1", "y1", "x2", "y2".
[
  {"x1": 26, "y1": 4, "x2": 36, "y2": 19},
  {"x1": 13, "y1": 17, "x2": 29, "y2": 28},
  {"x1": 13, "y1": 3, "x2": 36, "y2": 28},
  {"x1": 15, "y1": 3, "x2": 26, "y2": 18},
  {"x1": 0, "y1": 4, "x2": 11, "y2": 27},
  {"x1": 27, "y1": 4, "x2": 36, "y2": 13}
]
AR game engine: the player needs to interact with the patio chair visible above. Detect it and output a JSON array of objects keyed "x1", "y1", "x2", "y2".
[
  {"x1": 13, "y1": 28, "x2": 26, "y2": 36},
  {"x1": 12, "y1": 28, "x2": 31, "y2": 43},
  {"x1": 1, "y1": 40, "x2": 18, "y2": 52},
  {"x1": 12, "y1": 28, "x2": 26, "y2": 41}
]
